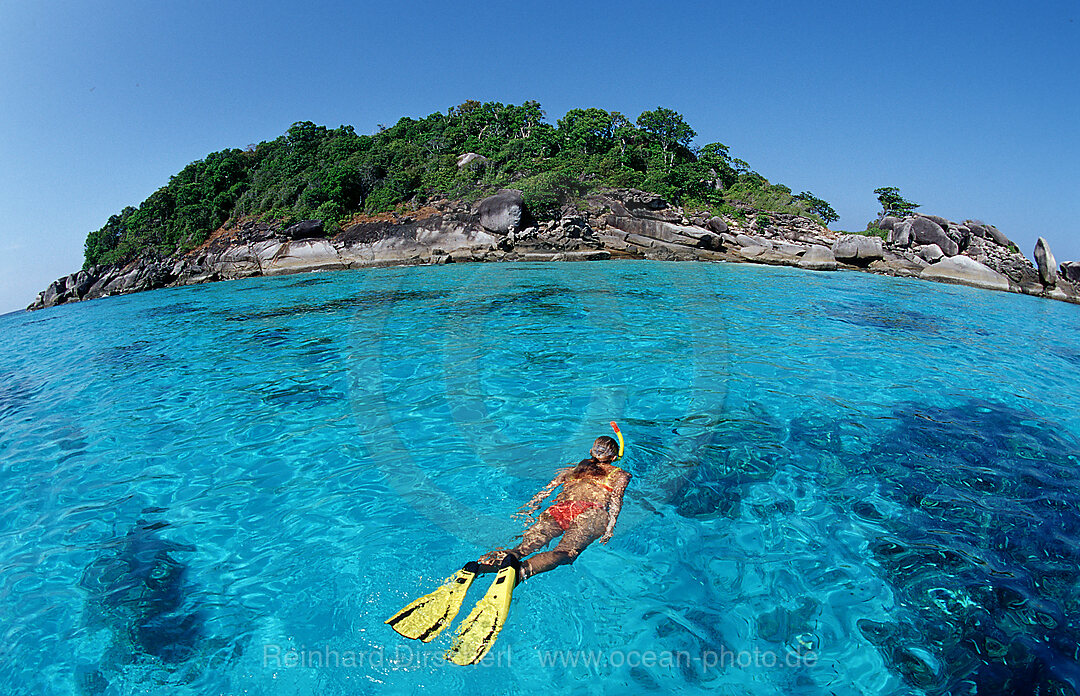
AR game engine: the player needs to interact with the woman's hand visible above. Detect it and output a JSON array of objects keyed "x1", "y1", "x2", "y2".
[{"x1": 516, "y1": 470, "x2": 567, "y2": 524}]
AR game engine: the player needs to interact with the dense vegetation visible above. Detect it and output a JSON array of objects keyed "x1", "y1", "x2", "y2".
[
  {"x1": 874, "y1": 186, "x2": 919, "y2": 218},
  {"x1": 83, "y1": 101, "x2": 837, "y2": 268}
]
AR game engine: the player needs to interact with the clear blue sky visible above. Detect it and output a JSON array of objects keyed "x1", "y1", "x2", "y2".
[{"x1": 2, "y1": 0, "x2": 1077, "y2": 313}]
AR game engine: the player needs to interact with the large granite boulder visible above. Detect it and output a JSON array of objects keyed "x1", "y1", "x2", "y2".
[
  {"x1": 706, "y1": 216, "x2": 729, "y2": 234},
  {"x1": 477, "y1": 189, "x2": 525, "y2": 234},
  {"x1": 946, "y1": 223, "x2": 971, "y2": 251},
  {"x1": 42, "y1": 279, "x2": 67, "y2": 306},
  {"x1": 870, "y1": 250, "x2": 929, "y2": 277},
  {"x1": 909, "y1": 217, "x2": 959, "y2": 256},
  {"x1": 124, "y1": 260, "x2": 173, "y2": 293},
  {"x1": 967, "y1": 220, "x2": 1012, "y2": 248},
  {"x1": 735, "y1": 233, "x2": 768, "y2": 248},
  {"x1": 456, "y1": 152, "x2": 488, "y2": 168},
  {"x1": 215, "y1": 245, "x2": 262, "y2": 277},
  {"x1": 607, "y1": 216, "x2": 714, "y2": 249},
  {"x1": 696, "y1": 232, "x2": 724, "y2": 251},
  {"x1": 889, "y1": 220, "x2": 913, "y2": 247},
  {"x1": 282, "y1": 220, "x2": 325, "y2": 239},
  {"x1": 920, "y1": 255, "x2": 1010, "y2": 292},
  {"x1": 72, "y1": 273, "x2": 95, "y2": 298},
  {"x1": 263, "y1": 239, "x2": 344, "y2": 275},
  {"x1": 832, "y1": 234, "x2": 883, "y2": 264},
  {"x1": 919, "y1": 213, "x2": 950, "y2": 228},
  {"x1": 986, "y1": 224, "x2": 1012, "y2": 248},
  {"x1": 598, "y1": 188, "x2": 681, "y2": 222},
  {"x1": 798, "y1": 245, "x2": 837, "y2": 271},
  {"x1": 86, "y1": 267, "x2": 122, "y2": 298},
  {"x1": 1034, "y1": 237, "x2": 1057, "y2": 287},
  {"x1": 877, "y1": 216, "x2": 899, "y2": 231},
  {"x1": 1061, "y1": 261, "x2": 1080, "y2": 283},
  {"x1": 917, "y1": 244, "x2": 944, "y2": 263}
]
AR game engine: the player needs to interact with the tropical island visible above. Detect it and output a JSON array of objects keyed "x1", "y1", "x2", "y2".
[{"x1": 29, "y1": 101, "x2": 1080, "y2": 310}]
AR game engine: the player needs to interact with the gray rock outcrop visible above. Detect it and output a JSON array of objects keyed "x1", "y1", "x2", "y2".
[
  {"x1": 28, "y1": 189, "x2": 1080, "y2": 312},
  {"x1": 594, "y1": 189, "x2": 832, "y2": 264},
  {"x1": 908, "y1": 217, "x2": 959, "y2": 256},
  {"x1": 966, "y1": 220, "x2": 1012, "y2": 248},
  {"x1": 888, "y1": 220, "x2": 913, "y2": 247},
  {"x1": 882, "y1": 214, "x2": 1024, "y2": 264},
  {"x1": 799, "y1": 245, "x2": 837, "y2": 271},
  {"x1": 920, "y1": 255, "x2": 1010, "y2": 292},
  {"x1": 877, "y1": 216, "x2": 898, "y2": 231},
  {"x1": 706, "y1": 216, "x2": 729, "y2": 234},
  {"x1": 456, "y1": 153, "x2": 488, "y2": 168},
  {"x1": 477, "y1": 189, "x2": 525, "y2": 234},
  {"x1": 962, "y1": 237, "x2": 1037, "y2": 286},
  {"x1": 1034, "y1": 237, "x2": 1057, "y2": 287},
  {"x1": 28, "y1": 206, "x2": 501, "y2": 310},
  {"x1": 282, "y1": 220, "x2": 325, "y2": 239},
  {"x1": 917, "y1": 244, "x2": 944, "y2": 263},
  {"x1": 600, "y1": 189, "x2": 680, "y2": 222},
  {"x1": 265, "y1": 239, "x2": 345, "y2": 275},
  {"x1": 986, "y1": 224, "x2": 1012, "y2": 248},
  {"x1": 832, "y1": 234, "x2": 883, "y2": 265}
]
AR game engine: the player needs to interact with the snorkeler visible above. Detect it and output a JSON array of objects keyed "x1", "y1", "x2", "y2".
[{"x1": 386, "y1": 422, "x2": 631, "y2": 665}]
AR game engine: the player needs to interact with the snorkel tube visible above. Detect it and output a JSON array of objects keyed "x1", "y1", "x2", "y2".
[{"x1": 610, "y1": 421, "x2": 625, "y2": 460}]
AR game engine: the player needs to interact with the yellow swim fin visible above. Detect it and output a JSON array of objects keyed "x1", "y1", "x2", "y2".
[
  {"x1": 386, "y1": 566, "x2": 477, "y2": 642},
  {"x1": 445, "y1": 559, "x2": 519, "y2": 665}
]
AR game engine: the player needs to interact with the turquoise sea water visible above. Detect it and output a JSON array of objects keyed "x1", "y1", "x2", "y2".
[{"x1": 2, "y1": 261, "x2": 1079, "y2": 695}]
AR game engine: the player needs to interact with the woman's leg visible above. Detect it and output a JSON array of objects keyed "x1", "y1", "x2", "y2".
[
  {"x1": 521, "y1": 507, "x2": 606, "y2": 579},
  {"x1": 478, "y1": 513, "x2": 563, "y2": 566},
  {"x1": 512, "y1": 513, "x2": 564, "y2": 557}
]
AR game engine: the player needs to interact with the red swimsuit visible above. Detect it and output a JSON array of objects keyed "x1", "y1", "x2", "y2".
[
  {"x1": 545, "y1": 466, "x2": 624, "y2": 530},
  {"x1": 548, "y1": 500, "x2": 600, "y2": 530}
]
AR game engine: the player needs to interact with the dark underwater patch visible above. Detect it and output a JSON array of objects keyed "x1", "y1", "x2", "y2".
[
  {"x1": 79, "y1": 521, "x2": 206, "y2": 676},
  {"x1": 141, "y1": 302, "x2": 199, "y2": 319},
  {"x1": 1053, "y1": 348, "x2": 1080, "y2": 368},
  {"x1": 298, "y1": 336, "x2": 341, "y2": 367},
  {"x1": 23, "y1": 314, "x2": 59, "y2": 325},
  {"x1": 255, "y1": 379, "x2": 344, "y2": 407},
  {"x1": 0, "y1": 371, "x2": 44, "y2": 424},
  {"x1": 250, "y1": 328, "x2": 289, "y2": 348},
  {"x1": 468, "y1": 286, "x2": 581, "y2": 320},
  {"x1": 222, "y1": 289, "x2": 448, "y2": 322},
  {"x1": 792, "y1": 399, "x2": 1080, "y2": 694},
  {"x1": 93, "y1": 340, "x2": 167, "y2": 374},
  {"x1": 819, "y1": 300, "x2": 945, "y2": 335},
  {"x1": 668, "y1": 412, "x2": 785, "y2": 520},
  {"x1": 284, "y1": 276, "x2": 336, "y2": 289}
]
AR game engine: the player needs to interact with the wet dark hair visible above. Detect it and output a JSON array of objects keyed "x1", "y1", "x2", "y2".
[
  {"x1": 590, "y1": 436, "x2": 619, "y2": 462},
  {"x1": 573, "y1": 436, "x2": 619, "y2": 476}
]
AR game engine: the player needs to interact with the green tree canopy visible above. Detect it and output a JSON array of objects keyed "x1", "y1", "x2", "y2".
[
  {"x1": 557, "y1": 108, "x2": 616, "y2": 157},
  {"x1": 82, "y1": 101, "x2": 837, "y2": 269},
  {"x1": 794, "y1": 191, "x2": 839, "y2": 225},
  {"x1": 636, "y1": 107, "x2": 696, "y2": 166},
  {"x1": 874, "y1": 186, "x2": 920, "y2": 217}
]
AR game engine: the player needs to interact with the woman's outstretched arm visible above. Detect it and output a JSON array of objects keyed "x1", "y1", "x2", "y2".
[
  {"x1": 515, "y1": 470, "x2": 568, "y2": 519},
  {"x1": 600, "y1": 471, "x2": 632, "y2": 544}
]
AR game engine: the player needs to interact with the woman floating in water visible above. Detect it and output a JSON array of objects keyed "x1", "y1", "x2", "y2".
[
  {"x1": 489, "y1": 430, "x2": 631, "y2": 577},
  {"x1": 387, "y1": 422, "x2": 631, "y2": 665}
]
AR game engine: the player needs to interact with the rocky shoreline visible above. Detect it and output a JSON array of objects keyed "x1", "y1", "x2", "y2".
[{"x1": 28, "y1": 188, "x2": 1080, "y2": 310}]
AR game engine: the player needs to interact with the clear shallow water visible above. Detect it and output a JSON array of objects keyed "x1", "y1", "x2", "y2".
[{"x1": 1, "y1": 261, "x2": 1079, "y2": 695}]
